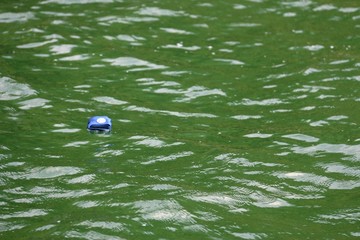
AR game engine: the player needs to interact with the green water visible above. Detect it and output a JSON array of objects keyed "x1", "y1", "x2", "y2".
[{"x1": 1, "y1": 0, "x2": 360, "y2": 239}]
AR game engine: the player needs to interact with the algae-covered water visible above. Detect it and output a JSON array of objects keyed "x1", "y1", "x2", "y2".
[{"x1": 1, "y1": 0, "x2": 360, "y2": 239}]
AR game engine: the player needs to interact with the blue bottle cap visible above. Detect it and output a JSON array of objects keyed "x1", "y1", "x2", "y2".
[{"x1": 87, "y1": 116, "x2": 112, "y2": 132}]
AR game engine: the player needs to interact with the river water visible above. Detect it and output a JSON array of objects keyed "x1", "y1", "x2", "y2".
[{"x1": 1, "y1": 0, "x2": 360, "y2": 239}]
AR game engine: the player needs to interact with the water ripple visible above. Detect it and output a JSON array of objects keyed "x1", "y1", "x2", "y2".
[
  {"x1": 214, "y1": 58, "x2": 245, "y2": 65},
  {"x1": 49, "y1": 44, "x2": 76, "y2": 55},
  {"x1": 129, "y1": 135, "x2": 183, "y2": 148},
  {"x1": 231, "y1": 115, "x2": 263, "y2": 120},
  {"x1": 188, "y1": 193, "x2": 239, "y2": 208},
  {"x1": 102, "y1": 57, "x2": 167, "y2": 71},
  {"x1": 0, "y1": 12, "x2": 35, "y2": 23},
  {"x1": 104, "y1": 34, "x2": 145, "y2": 46},
  {"x1": 65, "y1": 230, "x2": 125, "y2": 240},
  {"x1": 162, "y1": 43, "x2": 201, "y2": 51},
  {"x1": 93, "y1": 96, "x2": 128, "y2": 105},
  {"x1": 291, "y1": 143, "x2": 360, "y2": 161},
  {"x1": 18, "y1": 98, "x2": 51, "y2": 110},
  {"x1": 315, "y1": 208, "x2": 360, "y2": 223},
  {"x1": 313, "y1": 4, "x2": 337, "y2": 11},
  {"x1": 276, "y1": 172, "x2": 331, "y2": 188},
  {"x1": 41, "y1": 0, "x2": 116, "y2": 4},
  {"x1": 0, "y1": 76, "x2": 37, "y2": 100},
  {"x1": 132, "y1": 199, "x2": 195, "y2": 223},
  {"x1": 231, "y1": 98, "x2": 287, "y2": 106},
  {"x1": 17, "y1": 39, "x2": 58, "y2": 49},
  {"x1": 67, "y1": 174, "x2": 96, "y2": 184},
  {"x1": 52, "y1": 128, "x2": 81, "y2": 133},
  {"x1": 125, "y1": 105, "x2": 217, "y2": 118},
  {"x1": 63, "y1": 141, "x2": 89, "y2": 147},
  {"x1": 24, "y1": 166, "x2": 82, "y2": 179},
  {"x1": 141, "y1": 151, "x2": 194, "y2": 165},
  {"x1": 1, "y1": 0, "x2": 359, "y2": 238},
  {"x1": 59, "y1": 54, "x2": 90, "y2": 61},
  {"x1": 0, "y1": 209, "x2": 48, "y2": 220},
  {"x1": 244, "y1": 133, "x2": 273, "y2": 139},
  {"x1": 97, "y1": 16, "x2": 158, "y2": 25},
  {"x1": 282, "y1": 133, "x2": 319, "y2": 143},
  {"x1": 136, "y1": 7, "x2": 187, "y2": 17},
  {"x1": 154, "y1": 85, "x2": 226, "y2": 102},
  {"x1": 160, "y1": 27, "x2": 194, "y2": 35},
  {"x1": 77, "y1": 220, "x2": 125, "y2": 231}
]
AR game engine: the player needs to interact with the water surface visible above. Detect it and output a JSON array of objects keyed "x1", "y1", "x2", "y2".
[{"x1": 1, "y1": 0, "x2": 360, "y2": 239}]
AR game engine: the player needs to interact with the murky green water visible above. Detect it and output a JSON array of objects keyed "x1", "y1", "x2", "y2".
[{"x1": 1, "y1": 0, "x2": 360, "y2": 239}]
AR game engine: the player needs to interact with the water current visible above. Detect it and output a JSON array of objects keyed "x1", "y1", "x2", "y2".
[{"x1": 1, "y1": 0, "x2": 360, "y2": 239}]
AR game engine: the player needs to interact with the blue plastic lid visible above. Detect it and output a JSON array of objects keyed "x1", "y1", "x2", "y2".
[{"x1": 87, "y1": 116, "x2": 112, "y2": 131}]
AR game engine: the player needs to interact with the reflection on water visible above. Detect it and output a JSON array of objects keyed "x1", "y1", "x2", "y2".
[
  {"x1": 1, "y1": 0, "x2": 360, "y2": 239},
  {"x1": 0, "y1": 76, "x2": 37, "y2": 100},
  {"x1": 102, "y1": 57, "x2": 168, "y2": 71}
]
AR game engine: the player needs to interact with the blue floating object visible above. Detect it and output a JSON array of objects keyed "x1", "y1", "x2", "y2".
[{"x1": 87, "y1": 116, "x2": 112, "y2": 132}]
